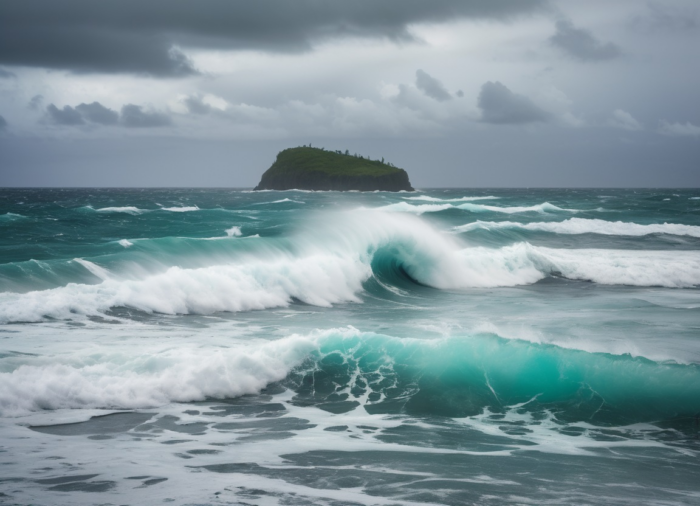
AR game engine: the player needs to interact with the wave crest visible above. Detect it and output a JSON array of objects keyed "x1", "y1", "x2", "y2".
[{"x1": 455, "y1": 218, "x2": 700, "y2": 238}]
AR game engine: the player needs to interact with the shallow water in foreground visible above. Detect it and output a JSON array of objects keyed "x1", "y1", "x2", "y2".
[{"x1": 1, "y1": 188, "x2": 699, "y2": 505}]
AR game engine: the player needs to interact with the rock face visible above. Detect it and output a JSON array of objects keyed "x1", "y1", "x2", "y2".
[{"x1": 254, "y1": 147, "x2": 414, "y2": 192}]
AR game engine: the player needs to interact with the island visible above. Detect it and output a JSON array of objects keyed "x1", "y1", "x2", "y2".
[{"x1": 254, "y1": 146, "x2": 414, "y2": 191}]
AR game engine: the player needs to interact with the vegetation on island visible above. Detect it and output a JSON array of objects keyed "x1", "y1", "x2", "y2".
[
  {"x1": 254, "y1": 146, "x2": 414, "y2": 191},
  {"x1": 270, "y1": 146, "x2": 402, "y2": 176}
]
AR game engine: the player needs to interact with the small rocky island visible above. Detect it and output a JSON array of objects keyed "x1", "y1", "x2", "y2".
[{"x1": 254, "y1": 147, "x2": 414, "y2": 191}]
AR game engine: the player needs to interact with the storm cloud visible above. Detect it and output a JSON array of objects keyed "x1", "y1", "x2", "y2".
[
  {"x1": 415, "y1": 70, "x2": 452, "y2": 102},
  {"x1": 120, "y1": 105, "x2": 171, "y2": 128},
  {"x1": 75, "y1": 102, "x2": 119, "y2": 125},
  {"x1": 28, "y1": 95, "x2": 44, "y2": 111},
  {"x1": 550, "y1": 20, "x2": 621, "y2": 61},
  {"x1": 184, "y1": 96, "x2": 213, "y2": 115},
  {"x1": 46, "y1": 101, "x2": 168, "y2": 128},
  {"x1": 0, "y1": 115, "x2": 7, "y2": 130},
  {"x1": 46, "y1": 104, "x2": 85, "y2": 126},
  {"x1": 478, "y1": 81, "x2": 549, "y2": 124},
  {"x1": 0, "y1": 68, "x2": 15, "y2": 79},
  {"x1": 0, "y1": 0, "x2": 546, "y2": 76}
]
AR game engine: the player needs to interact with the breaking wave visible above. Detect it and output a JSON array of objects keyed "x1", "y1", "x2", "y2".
[
  {"x1": 1, "y1": 211, "x2": 698, "y2": 324},
  {"x1": 1, "y1": 327, "x2": 698, "y2": 423}
]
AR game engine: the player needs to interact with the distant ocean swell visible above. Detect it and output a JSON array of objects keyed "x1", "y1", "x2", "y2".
[
  {"x1": 1, "y1": 212, "x2": 699, "y2": 323},
  {"x1": 454, "y1": 218, "x2": 700, "y2": 238},
  {"x1": 375, "y1": 201, "x2": 579, "y2": 214},
  {"x1": 1, "y1": 328, "x2": 698, "y2": 422}
]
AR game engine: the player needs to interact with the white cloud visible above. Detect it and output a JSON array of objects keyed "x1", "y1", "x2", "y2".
[
  {"x1": 658, "y1": 120, "x2": 700, "y2": 137},
  {"x1": 609, "y1": 109, "x2": 642, "y2": 131}
]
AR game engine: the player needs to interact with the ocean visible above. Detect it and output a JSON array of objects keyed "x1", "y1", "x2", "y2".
[{"x1": 1, "y1": 187, "x2": 699, "y2": 506}]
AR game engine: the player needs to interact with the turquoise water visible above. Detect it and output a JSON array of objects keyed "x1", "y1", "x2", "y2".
[{"x1": 1, "y1": 188, "x2": 699, "y2": 505}]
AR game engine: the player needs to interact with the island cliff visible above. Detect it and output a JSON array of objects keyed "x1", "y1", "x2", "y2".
[{"x1": 254, "y1": 147, "x2": 414, "y2": 191}]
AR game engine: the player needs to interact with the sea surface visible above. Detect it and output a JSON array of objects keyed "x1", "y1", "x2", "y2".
[{"x1": 1, "y1": 188, "x2": 699, "y2": 506}]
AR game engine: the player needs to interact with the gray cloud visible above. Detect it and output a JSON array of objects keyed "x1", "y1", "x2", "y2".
[
  {"x1": 0, "y1": 0, "x2": 546, "y2": 76},
  {"x1": 184, "y1": 96, "x2": 213, "y2": 115},
  {"x1": 658, "y1": 120, "x2": 700, "y2": 137},
  {"x1": 550, "y1": 20, "x2": 621, "y2": 61},
  {"x1": 0, "y1": 68, "x2": 16, "y2": 79},
  {"x1": 28, "y1": 95, "x2": 44, "y2": 110},
  {"x1": 75, "y1": 102, "x2": 119, "y2": 125},
  {"x1": 46, "y1": 104, "x2": 85, "y2": 125},
  {"x1": 120, "y1": 104, "x2": 171, "y2": 128},
  {"x1": 609, "y1": 109, "x2": 642, "y2": 131},
  {"x1": 0, "y1": 114, "x2": 7, "y2": 129},
  {"x1": 632, "y1": 3, "x2": 699, "y2": 33},
  {"x1": 478, "y1": 81, "x2": 549, "y2": 124},
  {"x1": 415, "y1": 69, "x2": 452, "y2": 102},
  {"x1": 46, "y1": 101, "x2": 168, "y2": 128}
]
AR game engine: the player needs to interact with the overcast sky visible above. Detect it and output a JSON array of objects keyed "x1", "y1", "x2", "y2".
[{"x1": 1, "y1": 0, "x2": 699, "y2": 187}]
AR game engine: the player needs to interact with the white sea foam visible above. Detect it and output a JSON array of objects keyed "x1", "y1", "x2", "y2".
[
  {"x1": 225, "y1": 226, "x2": 242, "y2": 237},
  {"x1": 118, "y1": 239, "x2": 134, "y2": 247},
  {"x1": 0, "y1": 211, "x2": 698, "y2": 324},
  {"x1": 96, "y1": 206, "x2": 145, "y2": 215},
  {"x1": 454, "y1": 218, "x2": 700, "y2": 238},
  {"x1": 375, "y1": 201, "x2": 575, "y2": 215},
  {"x1": 0, "y1": 333, "x2": 318, "y2": 417},
  {"x1": 160, "y1": 205, "x2": 200, "y2": 212}
]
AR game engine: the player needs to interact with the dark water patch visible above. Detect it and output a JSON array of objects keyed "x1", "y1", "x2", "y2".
[
  {"x1": 47, "y1": 480, "x2": 116, "y2": 492},
  {"x1": 238, "y1": 431, "x2": 296, "y2": 442},
  {"x1": 213, "y1": 417, "x2": 315, "y2": 432},
  {"x1": 142, "y1": 477, "x2": 168, "y2": 487},
  {"x1": 316, "y1": 400, "x2": 360, "y2": 414},
  {"x1": 375, "y1": 423, "x2": 530, "y2": 452},
  {"x1": 202, "y1": 402, "x2": 286, "y2": 417},
  {"x1": 324, "y1": 425, "x2": 349, "y2": 432},
  {"x1": 30, "y1": 412, "x2": 153, "y2": 436},
  {"x1": 35, "y1": 474, "x2": 99, "y2": 485},
  {"x1": 187, "y1": 449, "x2": 222, "y2": 455}
]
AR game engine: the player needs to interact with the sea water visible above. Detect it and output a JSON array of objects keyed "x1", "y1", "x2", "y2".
[{"x1": 0, "y1": 188, "x2": 699, "y2": 506}]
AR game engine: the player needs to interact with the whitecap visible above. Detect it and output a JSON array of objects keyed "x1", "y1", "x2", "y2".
[
  {"x1": 225, "y1": 226, "x2": 242, "y2": 237},
  {"x1": 96, "y1": 206, "x2": 145, "y2": 215},
  {"x1": 160, "y1": 206, "x2": 200, "y2": 212}
]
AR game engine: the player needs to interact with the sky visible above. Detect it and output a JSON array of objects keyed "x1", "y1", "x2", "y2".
[{"x1": 0, "y1": 0, "x2": 699, "y2": 187}]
